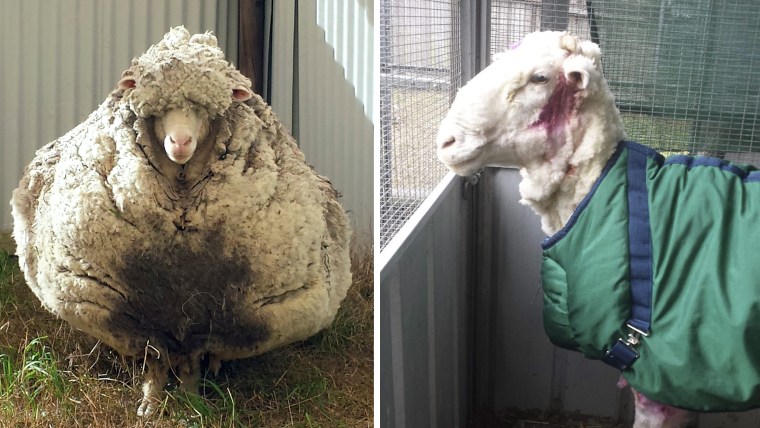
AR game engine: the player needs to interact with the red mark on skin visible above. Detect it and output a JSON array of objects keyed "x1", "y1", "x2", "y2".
[
  {"x1": 634, "y1": 390, "x2": 690, "y2": 421},
  {"x1": 620, "y1": 381, "x2": 692, "y2": 425},
  {"x1": 529, "y1": 73, "x2": 580, "y2": 159}
]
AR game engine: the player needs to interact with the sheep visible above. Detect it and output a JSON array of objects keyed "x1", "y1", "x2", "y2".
[
  {"x1": 10, "y1": 26, "x2": 352, "y2": 417},
  {"x1": 437, "y1": 31, "x2": 760, "y2": 428}
]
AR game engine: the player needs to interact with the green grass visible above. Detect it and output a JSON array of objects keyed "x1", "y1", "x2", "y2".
[
  {"x1": 0, "y1": 234, "x2": 373, "y2": 428},
  {"x1": 0, "y1": 249, "x2": 19, "y2": 308},
  {"x1": 621, "y1": 113, "x2": 693, "y2": 155}
]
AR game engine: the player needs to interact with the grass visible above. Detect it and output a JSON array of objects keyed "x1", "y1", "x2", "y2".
[
  {"x1": 621, "y1": 113, "x2": 693, "y2": 155},
  {"x1": 0, "y1": 239, "x2": 373, "y2": 427}
]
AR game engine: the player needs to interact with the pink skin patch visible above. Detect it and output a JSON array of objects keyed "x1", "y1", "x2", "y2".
[
  {"x1": 633, "y1": 390, "x2": 690, "y2": 420},
  {"x1": 528, "y1": 73, "x2": 579, "y2": 159},
  {"x1": 619, "y1": 377, "x2": 693, "y2": 426}
]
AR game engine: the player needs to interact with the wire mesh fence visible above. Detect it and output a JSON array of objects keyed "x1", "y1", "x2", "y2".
[
  {"x1": 379, "y1": 0, "x2": 461, "y2": 250},
  {"x1": 490, "y1": 0, "x2": 760, "y2": 159},
  {"x1": 381, "y1": 0, "x2": 760, "y2": 250},
  {"x1": 490, "y1": 0, "x2": 592, "y2": 57}
]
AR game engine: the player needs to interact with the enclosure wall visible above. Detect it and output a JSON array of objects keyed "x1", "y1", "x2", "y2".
[
  {"x1": 476, "y1": 168, "x2": 633, "y2": 423},
  {"x1": 379, "y1": 174, "x2": 471, "y2": 428},
  {"x1": 0, "y1": 0, "x2": 239, "y2": 232}
]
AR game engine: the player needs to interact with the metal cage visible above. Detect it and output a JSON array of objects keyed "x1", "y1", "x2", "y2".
[
  {"x1": 379, "y1": 0, "x2": 462, "y2": 250},
  {"x1": 490, "y1": 0, "x2": 760, "y2": 159}
]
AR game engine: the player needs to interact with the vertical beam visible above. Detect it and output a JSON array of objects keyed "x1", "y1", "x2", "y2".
[
  {"x1": 461, "y1": 0, "x2": 491, "y2": 82},
  {"x1": 238, "y1": 0, "x2": 265, "y2": 95},
  {"x1": 460, "y1": 0, "x2": 475, "y2": 82},
  {"x1": 462, "y1": 0, "x2": 491, "y2": 416}
]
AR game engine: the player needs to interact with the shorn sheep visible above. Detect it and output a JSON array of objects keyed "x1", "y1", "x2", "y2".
[
  {"x1": 10, "y1": 26, "x2": 351, "y2": 416},
  {"x1": 437, "y1": 31, "x2": 760, "y2": 428}
]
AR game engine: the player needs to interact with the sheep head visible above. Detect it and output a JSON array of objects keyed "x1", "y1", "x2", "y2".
[
  {"x1": 117, "y1": 26, "x2": 253, "y2": 165},
  {"x1": 436, "y1": 31, "x2": 622, "y2": 177}
]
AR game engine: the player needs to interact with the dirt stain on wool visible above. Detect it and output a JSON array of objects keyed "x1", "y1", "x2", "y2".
[{"x1": 112, "y1": 226, "x2": 269, "y2": 356}]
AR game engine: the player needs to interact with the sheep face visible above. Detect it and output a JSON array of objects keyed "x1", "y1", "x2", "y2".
[
  {"x1": 153, "y1": 108, "x2": 207, "y2": 165},
  {"x1": 116, "y1": 27, "x2": 253, "y2": 165},
  {"x1": 436, "y1": 31, "x2": 603, "y2": 176}
]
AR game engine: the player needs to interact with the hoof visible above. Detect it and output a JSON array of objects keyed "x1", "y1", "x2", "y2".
[
  {"x1": 138, "y1": 347, "x2": 168, "y2": 417},
  {"x1": 136, "y1": 396, "x2": 160, "y2": 417}
]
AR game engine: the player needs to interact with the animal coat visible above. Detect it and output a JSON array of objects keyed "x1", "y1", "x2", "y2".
[{"x1": 541, "y1": 141, "x2": 760, "y2": 411}]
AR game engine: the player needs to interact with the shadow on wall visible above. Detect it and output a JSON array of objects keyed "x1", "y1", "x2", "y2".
[{"x1": 293, "y1": 0, "x2": 374, "y2": 247}]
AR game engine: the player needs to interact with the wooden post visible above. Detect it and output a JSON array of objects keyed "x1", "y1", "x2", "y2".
[{"x1": 238, "y1": 0, "x2": 265, "y2": 95}]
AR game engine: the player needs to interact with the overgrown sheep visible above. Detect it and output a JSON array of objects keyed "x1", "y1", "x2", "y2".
[
  {"x1": 437, "y1": 31, "x2": 760, "y2": 428},
  {"x1": 10, "y1": 26, "x2": 352, "y2": 416}
]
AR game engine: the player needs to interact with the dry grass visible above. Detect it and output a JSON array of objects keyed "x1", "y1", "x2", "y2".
[{"x1": 0, "y1": 234, "x2": 373, "y2": 428}]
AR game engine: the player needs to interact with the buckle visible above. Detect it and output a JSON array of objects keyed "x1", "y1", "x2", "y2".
[
  {"x1": 601, "y1": 324, "x2": 646, "y2": 371},
  {"x1": 626, "y1": 322, "x2": 649, "y2": 338}
]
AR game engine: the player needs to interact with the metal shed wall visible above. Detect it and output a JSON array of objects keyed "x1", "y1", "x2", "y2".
[
  {"x1": 0, "y1": 0, "x2": 238, "y2": 232},
  {"x1": 267, "y1": 0, "x2": 374, "y2": 245},
  {"x1": 379, "y1": 174, "x2": 472, "y2": 428}
]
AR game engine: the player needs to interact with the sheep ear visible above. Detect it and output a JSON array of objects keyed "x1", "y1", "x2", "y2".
[
  {"x1": 232, "y1": 87, "x2": 253, "y2": 102},
  {"x1": 565, "y1": 69, "x2": 589, "y2": 89},
  {"x1": 563, "y1": 55, "x2": 595, "y2": 90},
  {"x1": 118, "y1": 77, "x2": 136, "y2": 90}
]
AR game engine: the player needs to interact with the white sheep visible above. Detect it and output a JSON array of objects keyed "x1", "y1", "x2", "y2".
[
  {"x1": 437, "y1": 31, "x2": 760, "y2": 428},
  {"x1": 10, "y1": 26, "x2": 352, "y2": 417}
]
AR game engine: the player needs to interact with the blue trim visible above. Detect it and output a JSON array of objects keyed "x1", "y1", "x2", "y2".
[
  {"x1": 542, "y1": 141, "x2": 627, "y2": 249},
  {"x1": 626, "y1": 148, "x2": 653, "y2": 334},
  {"x1": 622, "y1": 140, "x2": 664, "y2": 165},
  {"x1": 663, "y1": 153, "x2": 760, "y2": 183},
  {"x1": 665, "y1": 155, "x2": 750, "y2": 178},
  {"x1": 542, "y1": 141, "x2": 760, "y2": 251}
]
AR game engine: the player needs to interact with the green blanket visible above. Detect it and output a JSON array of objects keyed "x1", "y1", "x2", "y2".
[{"x1": 542, "y1": 141, "x2": 760, "y2": 411}]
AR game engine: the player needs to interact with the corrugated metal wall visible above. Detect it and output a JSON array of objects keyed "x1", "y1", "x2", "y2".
[
  {"x1": 0, "y1": 0, "x2": 238, "y2": 232},
  {"x1": 379, "y1": 174, "x2": 472, "y2": 428},
  {"x1": 267, "y1": 0, "x2": 374, "y2": 245}
]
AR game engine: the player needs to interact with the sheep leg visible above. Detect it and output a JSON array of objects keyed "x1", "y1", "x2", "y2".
[
  {"x1": 177, "y1": 353, "x2": 201, "y2": 394},
  {"x1": 208, "y1": 353, "x2": 222, "y2": 377},
  {"x1": 632, "y1": 388, "x2": 695, "y2": 428},
  {"x1": 137, "y1": 354, "x2": 169, "y2": 417}
]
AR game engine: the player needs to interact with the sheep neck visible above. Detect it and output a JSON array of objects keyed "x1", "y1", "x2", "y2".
[{"x1": 518, "y1": 99, "x2": 625, "y2": 236}]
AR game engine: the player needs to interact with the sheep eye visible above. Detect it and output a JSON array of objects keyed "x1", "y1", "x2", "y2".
[{"x1": 529, "y1": 74, "x2": 549, "y2": 84}]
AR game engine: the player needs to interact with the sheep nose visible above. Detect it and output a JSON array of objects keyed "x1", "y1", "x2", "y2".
[
  {"x1": 436, "y1": 121, "x2": 461, "y2": 151},
  {"x1": 170, "y1": 134, "x2": 192, "y2": 146},
  {"x1": 438, "y1": 135, "x2": 456, "y2": 150}
]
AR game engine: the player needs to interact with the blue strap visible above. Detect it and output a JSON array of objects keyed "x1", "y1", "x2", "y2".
[
  {"x1": 626, "y1": 148, "x2": 653, "y2": 335},
  {"x1": 602, "y1": 147, "x2": 653, "y2": 372}
]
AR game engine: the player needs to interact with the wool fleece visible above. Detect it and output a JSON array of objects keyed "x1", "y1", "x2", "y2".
[{"x1": 10, "y1": 26, "x2": 351, "y2": 414}]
